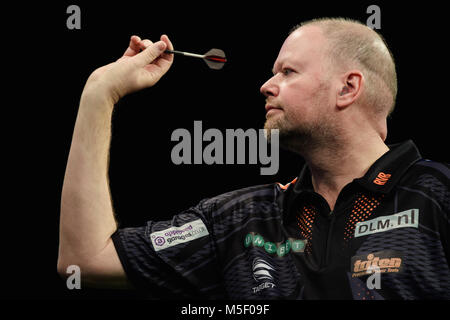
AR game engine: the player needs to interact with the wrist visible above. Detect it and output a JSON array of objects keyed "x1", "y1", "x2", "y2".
[{"x1": 80, "y1": 83, "x2": 117, "y2": 111}]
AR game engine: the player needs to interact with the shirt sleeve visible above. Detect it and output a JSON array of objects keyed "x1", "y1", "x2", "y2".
[{"x1": 111, "y1": 198, "x2": 225, "y2": 299}]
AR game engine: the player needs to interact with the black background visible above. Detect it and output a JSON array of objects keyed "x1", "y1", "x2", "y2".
[{"x1": 2, "y1": 0, "x2": 449, "y2": 308}]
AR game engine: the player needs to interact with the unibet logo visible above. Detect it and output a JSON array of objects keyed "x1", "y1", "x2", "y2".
[{"x1": 244, "y1": 233, "x2": 306, "y2": 257}]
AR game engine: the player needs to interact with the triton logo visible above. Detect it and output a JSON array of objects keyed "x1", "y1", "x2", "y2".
[
  {"x1": 252, "y1": 258, "x2": 276, "y2": 293},
  {"x1": 373, "y1": 172, "x2": 391, "y2": 185},
  {"x1": 351, "y1": 250, "x2": 403, "y2": 278}
]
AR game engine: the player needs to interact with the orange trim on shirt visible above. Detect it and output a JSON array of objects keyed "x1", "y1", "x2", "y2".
[{"x1": 277, "y1": 177, "x2": 298, "y2": 190}]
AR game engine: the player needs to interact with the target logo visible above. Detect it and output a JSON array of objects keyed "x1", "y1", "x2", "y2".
[
  {"x1": 252, "y1": 258, "x2": 275, "y2": 282},
  {"x1": 251, "y1": 258, "x2": 276, "y2": 293}
]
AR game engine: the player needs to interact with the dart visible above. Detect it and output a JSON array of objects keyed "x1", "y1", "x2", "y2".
[{"x1": 164, "y1": 48, "x2": 227, "y2": 70}]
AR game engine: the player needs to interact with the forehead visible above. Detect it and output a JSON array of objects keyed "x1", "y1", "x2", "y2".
[{"x1": 273, "y1": 25, "x2": 328, "y2": 72}]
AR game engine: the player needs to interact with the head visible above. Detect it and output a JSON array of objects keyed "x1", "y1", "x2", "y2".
[{"x1": 261, "y1": 17, "x2": 397, "y2": 154}]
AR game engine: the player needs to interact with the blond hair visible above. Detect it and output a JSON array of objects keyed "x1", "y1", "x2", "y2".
[{"x1": 291, "y1": 17, "x2": 397, "y2": 117}]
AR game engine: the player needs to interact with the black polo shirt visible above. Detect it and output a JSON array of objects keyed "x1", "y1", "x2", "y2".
[{"x1": 112, "y1": 140, "x2": 450, "y2": 299}]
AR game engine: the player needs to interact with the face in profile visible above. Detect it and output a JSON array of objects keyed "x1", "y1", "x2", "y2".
[{"x1": 260, "y1": 26, "x2": 339, "y2": 153}]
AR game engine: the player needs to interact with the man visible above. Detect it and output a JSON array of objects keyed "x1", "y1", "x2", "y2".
[{"x1": 58, "y1": 18, "x2": 450, "y2": 299}]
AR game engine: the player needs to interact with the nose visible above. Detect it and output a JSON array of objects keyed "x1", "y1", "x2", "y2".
[{"x1": 260, "y1": 75, "x2": 279, "y2": 98}]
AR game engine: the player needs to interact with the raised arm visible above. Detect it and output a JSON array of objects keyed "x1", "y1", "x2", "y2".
[{"x1": 57, "y1": 35, "x2": 174, "y2": 288}]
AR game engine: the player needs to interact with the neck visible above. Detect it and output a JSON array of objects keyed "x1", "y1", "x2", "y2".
[{"x1": 302, "y1": 133, "x2": 389, "y2": 211}]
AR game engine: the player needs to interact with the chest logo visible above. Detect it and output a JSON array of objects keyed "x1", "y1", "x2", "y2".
[
  {"x1": 252, "y1": 258, "x2": 275, "y2": 282},
  {"x1": 351, "y1": 250, "x2": 403, "y2": 278},
  {"x1": 373, "y1": 172, "x2": 391, "y2": 185},
  {"x1": 252, "y1": 258, "x2": 276, "y2": 293},
  {"x1": 244, "y1": 232, "x2": 307, "y2": 256},
  {"x1": 354, "y1": 209, "x2": 419, "y2": 238}
]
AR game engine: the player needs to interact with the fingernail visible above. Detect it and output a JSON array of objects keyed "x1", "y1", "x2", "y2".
[{"x1": 157, "y1": 41, "x2": 166, "y2": 51}]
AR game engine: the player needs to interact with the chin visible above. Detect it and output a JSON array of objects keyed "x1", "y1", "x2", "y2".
[{"x1": 264, "y1": 115, "x2": 282, "y2": 131}]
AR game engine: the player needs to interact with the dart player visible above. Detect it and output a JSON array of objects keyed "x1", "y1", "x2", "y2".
[{"x1": 58, "y1": 18, "x2": 450, "y2": 299}]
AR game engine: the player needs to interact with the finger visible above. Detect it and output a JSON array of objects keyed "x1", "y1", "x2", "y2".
[
  {"x1": 153, "y1": 35, "x2": 174, "y2": 70},
  {"x1": 161, "y1": 34, "x2": 173, "y2": 51},
  {"x1": 159, "y1": 34, "x2": 174, "y2": 62},
  {"x1": 123, "y1": 35, "x2": 142, "y2": 57},
  {"x1": 138, "y1": 39, "x2": 154, "y2": 52},
  {"x1": 133, "y1": 40, "x2": 167, "y2": 67}
]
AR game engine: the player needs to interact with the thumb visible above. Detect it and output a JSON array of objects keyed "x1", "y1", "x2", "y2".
[{"x1": 133, "y1": 41, "x2": 167, "y2": 67}]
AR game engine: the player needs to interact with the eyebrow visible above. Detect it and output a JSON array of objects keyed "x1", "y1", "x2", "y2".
[
  {"x1": 271, "y1": 59, "x2": 291, "y2": 75},
  {"x1": 271, "y1": 62, "x2": 281, "y2": 75},
  {"x1": 272, "y1": 59, "x2": 303, "y2": 75}
]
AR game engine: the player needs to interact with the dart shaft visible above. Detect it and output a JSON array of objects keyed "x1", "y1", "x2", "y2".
[
  {"x1": 163, "y1": 48, "x2": 226, "y2": 70},
  {"x1": 164, "y1": 50, "x2": 204, "y2": 59}
]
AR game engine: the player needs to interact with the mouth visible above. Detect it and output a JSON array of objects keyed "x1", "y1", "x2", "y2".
[
  {"x1": 265, "y1": 104, "x2": 283, "y2": 111},
  {"x1": 265, "y1": 105, "x2": 283, "y2": 115}
]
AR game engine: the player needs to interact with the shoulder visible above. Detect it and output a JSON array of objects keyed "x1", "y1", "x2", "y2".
[
  {"x1": 397, "y1": 159, "x2": 449, "y2": 212},
  {"x1": 198, "y1": 183, "x2": 279, "y2": 215},
  {"x1": 401, "y1": 159, "x2": 450, "y2": 187}
]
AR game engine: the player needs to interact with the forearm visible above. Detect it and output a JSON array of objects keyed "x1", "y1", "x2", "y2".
[
  {"x1": 59, "y1": 91, "x2": 117, "y2": 268},
  {"x1": 58, "y1": 36, "x2": 173, "y2": 281}
]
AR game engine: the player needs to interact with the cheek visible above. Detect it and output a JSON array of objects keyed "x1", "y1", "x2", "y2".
[
  {"x1": 280, "y1": 78, "x2": 333, "y2": 126},
  {"x1": 280, "y1": 80, "x2": 317, "y2": 113}
]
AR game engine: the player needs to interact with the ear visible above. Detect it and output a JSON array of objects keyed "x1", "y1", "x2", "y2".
[{"x1": 336, "y1": 70, "x2": 364, "y2": 109}]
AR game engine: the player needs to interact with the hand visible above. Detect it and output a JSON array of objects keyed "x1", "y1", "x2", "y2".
[{"x1": 83, "y1": 34, "x2": 174, "y2": 105}]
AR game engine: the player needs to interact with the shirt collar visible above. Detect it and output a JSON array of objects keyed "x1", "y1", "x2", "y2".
[
  {"x1": 290, "y1": 139, "x2": 422, "y2": 195},
  {"x1": 354, "y1": 140, "x2": 421, "y2": 193}
]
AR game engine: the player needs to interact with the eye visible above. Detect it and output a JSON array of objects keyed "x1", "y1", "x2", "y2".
[{"x1": 282, "y1": 68, "x2": 294, "y2": 76}]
